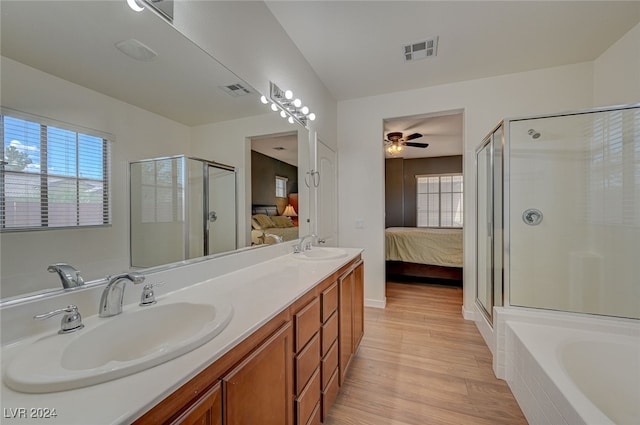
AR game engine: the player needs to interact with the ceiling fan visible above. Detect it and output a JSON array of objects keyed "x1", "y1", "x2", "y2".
[{"x1": 384, "y1": 131, "x2": 429, "y2": 154}]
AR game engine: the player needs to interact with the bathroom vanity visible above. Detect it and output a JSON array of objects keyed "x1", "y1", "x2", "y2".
[
  {"x1": 136, "y1": 256, "x2": 363, "y2": 425},
  {"x1": 0, "y1": 247, "x2": 364, "y2": 425}
]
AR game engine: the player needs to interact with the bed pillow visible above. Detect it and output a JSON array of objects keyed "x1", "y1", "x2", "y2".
[
  {"x1": 251, "y1": 214, "x2": 275, "y2": 230},
  {"x1": 271, "y1": 216, "x2": 294, "y2": 228}
]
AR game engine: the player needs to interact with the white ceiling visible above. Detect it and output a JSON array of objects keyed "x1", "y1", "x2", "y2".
[
  {"x1": 266, "y1": 0, "x2": 639, "y2": 159},
  {"x1": 251, "y1": 132, "x2": 299, "y2": 166},
  {"x1": 266, "y1": 1, "x2": 640, "y2": 101},
  {"x1": 384, "y1": 111, "x2": 463, "y2": 159}
]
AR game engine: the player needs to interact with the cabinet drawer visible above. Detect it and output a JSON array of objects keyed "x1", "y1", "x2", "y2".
[
  {"x1": 321, "y1": 282, "x2": 338, "y2": 322},
  {"x1": 296, "y1": 367, "x2": 320, "y2": 425},
  {"x1": 295, "y1": 332, "x2": 320, "y2": 395},
  {"x1": 321, "y1": 341, "x2": 338, "y2": 391},
  {"x1": 321, "y1": 368, "x2": 340, "y2": 422},
  {"x1": 321, "y1": 311, "x2": 338, "y2": 357},
  {"x1": 295, "y1": 298, "x2": 321, "y2": 352},
  {"x1": 305, "y1": 401, "x2": 321, "y2": 425}
]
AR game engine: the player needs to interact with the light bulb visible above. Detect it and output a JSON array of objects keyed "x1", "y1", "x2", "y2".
[
  {"x1": 301, "y1": 106, "x2": 309, "y2": 115},
  {"x1": 288, "y1": 116, "x2": 295, "y2": 124},
  {"x1": 260, "y1": 95, "x2": 268, "y2": 104},
  {"x1": 293, "y1": 99, "x2": 302, "y2": 108},
  {"x1": 284, "y1": 90, "x2": 293, "y2": 100},
  {"x1": 270, "y1": 103, "x2": 278, "y2": 112},
  {"x1": 127, "y1": 0, "x2": 145, "y2": 12},
  {"x1": 280, "y1": 110, "x2": 287, "y2": 118},
  {"x1": 308, "y1": 113, "x2": 316, "y2": 121}
]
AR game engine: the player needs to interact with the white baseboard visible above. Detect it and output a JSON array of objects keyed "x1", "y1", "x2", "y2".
[
  {"x1": 462, "y1": 305, "x2": 475, "y2": 320},
  {"x1": 365, "y1": 297, "x2": 386, "y2": 309}
]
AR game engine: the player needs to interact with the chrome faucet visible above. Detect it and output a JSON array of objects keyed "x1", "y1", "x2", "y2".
[
  {"x1": 294, "y1": 233, "x2": 317, "y2": 253},
  {"x1": 99, "y1": 272, "x2": 145, "y2": 317},
  {"x1": 47, "y1": 263, "x2": 84, "y2": 289}
]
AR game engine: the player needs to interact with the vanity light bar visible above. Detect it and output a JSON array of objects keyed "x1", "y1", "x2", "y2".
[{"x1": 265, "y1": 82, "x2": 316, "y2": 128}]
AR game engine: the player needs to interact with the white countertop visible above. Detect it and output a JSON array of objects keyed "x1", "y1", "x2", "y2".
[{"x1": 0, "y1": 248, "x2": 362, "y2": 425}]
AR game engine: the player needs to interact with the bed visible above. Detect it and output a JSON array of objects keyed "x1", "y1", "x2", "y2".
[
  {"x1": 251, "y1": 204, "x2": 299, "y2": 245},
  {"x1": 385, "y1": 227, "x2": 463, "y2": 284}
]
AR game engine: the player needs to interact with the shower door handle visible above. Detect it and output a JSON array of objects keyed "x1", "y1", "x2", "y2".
[{"x1": 208, "y1": 211, "x2": 217, "y2": 222}]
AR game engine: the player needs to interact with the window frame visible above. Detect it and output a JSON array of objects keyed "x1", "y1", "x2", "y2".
[
  {"x1": 416, "y1": 173, "x2": 464, "y2": 228},
  {"x1": 1, "y1": 108, "x2": 112, "y2": 232},
  {"x1": 275, "y1": 175, "x2": 288, "y2": 198}
]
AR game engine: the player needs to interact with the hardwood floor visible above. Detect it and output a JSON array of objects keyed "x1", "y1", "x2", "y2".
[{"x1": 323, "y1": 281, "x2": 528, "y2": 425}]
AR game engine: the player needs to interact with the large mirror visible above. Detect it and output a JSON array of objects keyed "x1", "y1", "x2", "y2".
[{"x1": 0, "y1": 1, "x2": 310, "y2": 302}]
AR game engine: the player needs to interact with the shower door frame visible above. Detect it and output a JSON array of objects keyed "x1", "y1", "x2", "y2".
[{"x1": 502, "y1": 102, "x2": 640, "y2": 312}]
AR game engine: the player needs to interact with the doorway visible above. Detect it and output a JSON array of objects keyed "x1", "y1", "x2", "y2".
[{"x1": 383, "y1": 110, "x2": 465, "y2": 287}]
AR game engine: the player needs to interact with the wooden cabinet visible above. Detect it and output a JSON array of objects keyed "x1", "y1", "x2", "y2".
[
  {"x1": 320, "y1": 282, "x2": 340, "y2": 421},
  {"x1": 135, "y1": 255, "x2": 363, "y2": 425},
  {"x1": 338, "y1": 260, "x2": 364, "y2": 385},
  {"x1": 293, "y1": 298, "x2": 321, "y2": 425},
  {"x1": 223, "y1": 322, "x2": 293, "y2": 425},
  {"x1": 168, "y1": 382, "x2": 222, "y2": 425}
]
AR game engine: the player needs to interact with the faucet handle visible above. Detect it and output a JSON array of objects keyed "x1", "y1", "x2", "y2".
[
  {"x1": 34, "y1": 305, "x2": 84, "y2": 334},
  {"x1": 140, "y1": 282, "x2": 165, "y2": 306}
]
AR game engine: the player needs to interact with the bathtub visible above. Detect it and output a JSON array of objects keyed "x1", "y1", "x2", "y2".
[{"x1": 495, "y1": 309, "x2": 640, "y2": 425}]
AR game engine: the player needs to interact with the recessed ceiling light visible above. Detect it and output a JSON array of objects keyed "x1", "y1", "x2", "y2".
[{"x1": 115, "y1": 39, "x2": 157, "y2": 62}]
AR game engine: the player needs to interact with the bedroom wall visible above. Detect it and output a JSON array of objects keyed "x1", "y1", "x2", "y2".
[
  {"x1": 337, "y1": 61, "x2": 594, "y2": 311},
  {"x1": 385, "y1": 155, "x2": 463, "y2": 227},
  {"x1": 385, "y1": 159, "x2": 404, "y2": 228},
  {"x1": 251, "y1": 150, "x2": 298, "y2": 208}
]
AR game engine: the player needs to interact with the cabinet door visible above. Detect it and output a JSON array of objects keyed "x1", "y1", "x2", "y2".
[
  {"x1": 338, "y1": 268, "x2": 353, "y2": 385},
  {"x1": 352, "y1": 260, "x2": 365, "y2": 351},
  {"x1": 168, "y1": 382, "x2": 222, "y2": 425},
  {"x1": 222, "y1": 322, "x2": 293, "y2": 425}
]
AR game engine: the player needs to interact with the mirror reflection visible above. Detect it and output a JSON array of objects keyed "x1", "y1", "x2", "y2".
[{"x1": 0, "y1": 1, "x2": 310, "y2": 302}]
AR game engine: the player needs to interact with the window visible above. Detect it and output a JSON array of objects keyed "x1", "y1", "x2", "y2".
[
  {"x1": 1, "y1": 112, "x2": 111, "y2": 230},
  {"x1": 275, "y1": 175, "x2": 288, "y2": 198},
  {"x1": 416, "y1": 174, "x2": 463, "y2": 227}
]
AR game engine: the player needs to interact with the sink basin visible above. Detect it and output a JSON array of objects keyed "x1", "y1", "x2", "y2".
[
  {"x1": 4, "y1": 301, "x2": 233, "y2": 393},
  {"x1": 292, "y1": 247, "x2": 348, "y2": 261}
]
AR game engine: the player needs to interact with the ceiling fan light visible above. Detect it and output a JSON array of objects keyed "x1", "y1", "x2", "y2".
[
  {"x1": 293, "y1": 99, "x2": 302, "y2": 108},
  {"x1": 280, "y1": 110, "x2": 287, "y2": 118},
  {"x1": 270, "y1": 103, "x2": 278, "y2": 112},
  {"x1": 308, "y1": 113, "x2": 316, "y2": 121},
  {"x1": 260, "y1": 95, "x2": 268, "y2": 104},
  {"x1": 284, "y1": 90, "x2": 293, "y2": 100},
  {"x1": 288, "y1": 116, "x2": 295, "y2": 124},
  {"x1": 301, "y1": 106, "x2": 309, "y2": 115}
]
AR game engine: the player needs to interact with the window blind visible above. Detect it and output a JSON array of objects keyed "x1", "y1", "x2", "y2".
[
  {"x1": 416, "y1": 174, "x2": 463, "y2": 228},
  {"x1": 1, "y1": 113, "x2": 111, "y2": 230}
]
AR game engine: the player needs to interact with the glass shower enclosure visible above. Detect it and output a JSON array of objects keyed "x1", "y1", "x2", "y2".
[
  {"x1": 477, "y1": 104, "x2": 640, "y2": 322},
  {"x1": 130, "y1": 155, "x2": 236, "y2": 268}
]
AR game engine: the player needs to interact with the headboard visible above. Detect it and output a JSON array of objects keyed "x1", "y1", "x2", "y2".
[{"x1": 252, "y1": 204, "x2": 278, "y2": 216}]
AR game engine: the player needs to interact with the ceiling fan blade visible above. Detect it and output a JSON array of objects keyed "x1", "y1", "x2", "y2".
[
  {"x1": 405, "y1": 142, "x2": 429, "y2": 148},
  {"x1": 404, "y1": 132, "x2": 423, "y2": 141}
]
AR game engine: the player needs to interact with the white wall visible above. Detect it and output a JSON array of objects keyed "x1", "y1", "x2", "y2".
[
  {"x1": 190, "y1": 114, "x2": 311, "y2": 247},
  {"x1": 171, "y1": 1, "x2": 337, "y2": 152},
  {"x1": 0, "y1": 57, "x2": 191, "y2": 298},
  {"x1": 337, "y1": 62, "x2": 594, "y2": 311},
  {"x1": 593, "y1": 22, "x2": 640, "y2": 106}
]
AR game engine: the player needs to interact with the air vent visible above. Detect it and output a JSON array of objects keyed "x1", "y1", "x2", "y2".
[
  {"x1": 219, "y1": 83, "x2": 253, "y2": 97},
  {"x1": 273, "y1": 147, "x2": 286, "y2": 151},
  {"x1": 403, "y1": 36, "x2": 438, "y2": 62}
]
